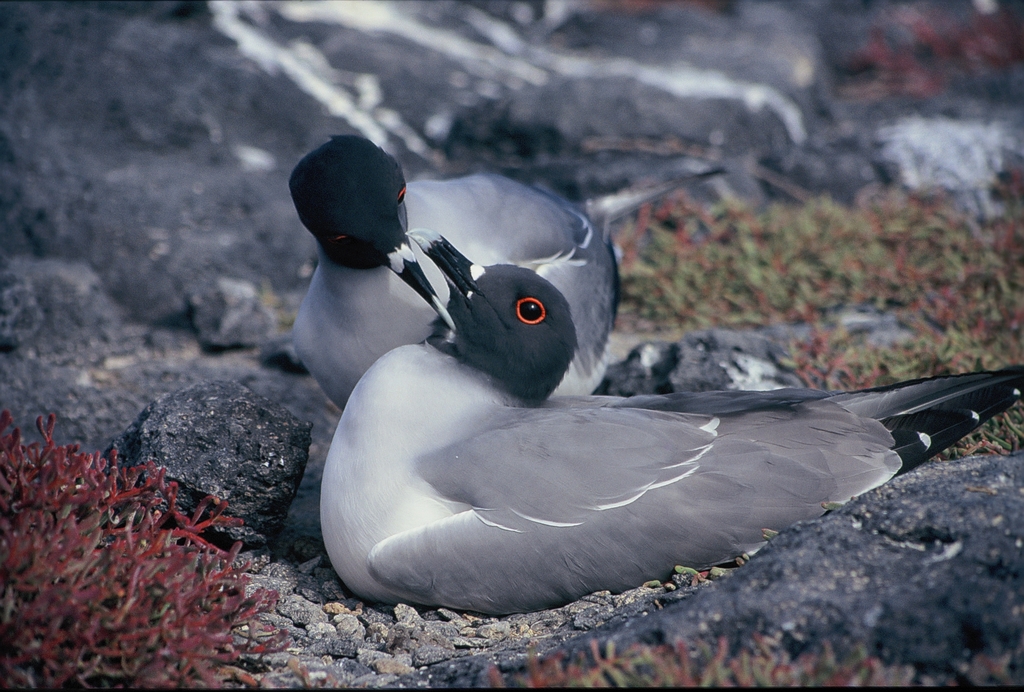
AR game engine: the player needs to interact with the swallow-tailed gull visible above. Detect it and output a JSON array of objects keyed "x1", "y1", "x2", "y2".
[
  {"x1": 320, "y1": 231, "x2": 1024, "y2": 615},
  {"x1": 289, "y1": 135, "x2": 618, "y2": 408}
]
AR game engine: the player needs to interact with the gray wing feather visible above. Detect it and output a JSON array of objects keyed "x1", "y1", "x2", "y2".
[
  {"x1": 827, "y1": 370, "x2": 1024, "y2": 418},
  {"x1": 366, "y1": 401, "x2": 900, "y2": 614},
  {"x1": 409, "y1": 174, "x2": 591, "y2": 264}
]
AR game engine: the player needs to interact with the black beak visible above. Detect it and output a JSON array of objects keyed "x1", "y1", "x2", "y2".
[
  {"x1": 386, "y1": 242, "x2": 457, "y2": 331},
  {"x1": 406, "y1": 228, "x2": 481, "y2": 299}
]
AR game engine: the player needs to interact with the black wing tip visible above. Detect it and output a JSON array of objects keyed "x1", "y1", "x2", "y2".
[{"x1": 884, "y1": 372, "x2": 1023, "y2": 473}]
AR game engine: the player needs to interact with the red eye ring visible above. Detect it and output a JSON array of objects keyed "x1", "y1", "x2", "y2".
[
  {"x1": 397, "y1": 185, "x2": 407, "y2": 204},
  {"x1": 516, "y1": 297, "x2": 546, "y2": 325}
]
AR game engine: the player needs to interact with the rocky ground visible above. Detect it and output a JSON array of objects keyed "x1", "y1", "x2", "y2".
[
  {"x1": 228, "y1": 450, "x2": 1024, "y2": 688},
  {"x1": 2, "y1": 0, "x2": 1024, "y2": 687}
]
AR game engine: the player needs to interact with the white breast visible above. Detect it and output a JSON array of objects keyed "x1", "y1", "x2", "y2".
[{"x1": 319, "y1": 345, "x2": 503, "y2": 601}]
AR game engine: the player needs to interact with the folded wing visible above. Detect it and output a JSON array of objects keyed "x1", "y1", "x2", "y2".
[{"x1": 367, "y1": 401, "x2": 899, "y2": 614}]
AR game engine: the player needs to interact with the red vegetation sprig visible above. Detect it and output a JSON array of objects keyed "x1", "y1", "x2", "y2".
[
  {"x1": 845, "y1": 5, "x2": 1024, "y2": 99},
  {"x1": 0, "y1": 410, "x2": 283, "y2": 688}
]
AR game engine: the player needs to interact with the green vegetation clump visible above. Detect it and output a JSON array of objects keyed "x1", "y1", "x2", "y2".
[
  {"x1": 617, "y1": 188, "x2": 1024, "y2": 458},
  {"x1": 512, "y1": 636, "x2": 917, "y2": 687}
]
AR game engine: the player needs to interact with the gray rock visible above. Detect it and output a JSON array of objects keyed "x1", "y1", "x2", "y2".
[
  {"x1": 288, "y1": 535, "x2": 327, "y2": 563},
  {"x1": 413, "y1": 645, "x2": 458, "y2": 667},
  {"x1": 476, "y1": 621, "x2": 511, "y2": 640},
  {"x1": 260, "y1": 331, "x2": 308, "y2": 374},
  {"x1": 393, "y1": 603, "x2": 425, "y2": 627},
  {"x1": 571, "y1": 606, "x2": 612, "y2": 631},
  {"x1": 245, "y1": 573, "x2": 295, "y2": 600},
  {"x1": 107, "y1": 380, "x2": 311, "y2": 547},
  {"x1": 255, "y1": 668, "x2": 306, "y2": 688},
  {"x1": 0, "y1": 262, "x2": 41, "y2": 352},
  {"x1": 295, "y1": 577, "x2": 328, "y2": 606},
  {"x1": 359, "y1": 606, "x2": 397, "y2": 628},
  {"x1": 189, "y1": 277, "x2": 277, "y2": 350},
  {"x1": 261, "y1": 560, "x2": 301, "y2": 584},
  {"x1": 305, "y1": 621, "x2": 337, "y2": 638},
  {"x1": 422, "y1": 620, "x2": 461, "y2": 640},
  {"x1": 334, "y1": 614, "x2": 366, "y2": 641},
  {"x1": 357, "y1": 648, "x2": 395, "y2": 668},
  {"x1": 877, "y1": 116, "x2": 1018, "y2": 219},
  {"x1": 366, "y1": 672, "x2": 401, "y2": 687},
  {"x1": 365, "y1": 622, "x2": 390, "y2": 647},
  {"x1": 318, "y1": 577, "x2": 348, "y2": 602},
  {"x1": 306, "y1": 634, "x2": 359, "y2": 659},
  {"x1": 833, "y1": 304, "x2": 915, "y2": 348},
  {"x1": 0, "y1": 257, "x2": 126, "y2": 358},
  {"x1": 277, "y1": 593, "x2": 328, "y2": 627},
  {"x1": 371, "y1": 654, "x2": 414, "y2": 676},
  {"x1": 234, "y1": 546, "x2": 271, "y2": 573},
  {"x1": 333, "y1": 657, "x2": 372, "y2": 679},
  {"x1": 599, "y1": 328, "x2": 802, "y2": 396},
  {"x1": 0, "y1": 3, "x2": 323, "y2": 327},
  {"x1": 296, "y1": 555, "x2": 322, "y2": 575},
  {"x1": 257, "y1": 612, "x2": 305, "y2": 643}
]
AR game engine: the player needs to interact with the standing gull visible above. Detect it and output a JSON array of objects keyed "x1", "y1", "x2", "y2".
[
  {"x1": 320, "y1": 232, "x2": 1024, "y2": 615},
  {"x1": 289, "y1": 135, "x2": 619, "y2": 408}
]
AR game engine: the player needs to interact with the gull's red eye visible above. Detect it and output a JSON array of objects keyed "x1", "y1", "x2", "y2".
[
  {"x1": 330, "y1": 234, "x2": 349, "y2": 243},
  {"x1": 516, "y1": 297, "x2": 546, "y2": 325},
  {"x1": 397, "y1": 185, "x2": 406, "y2": 204}
]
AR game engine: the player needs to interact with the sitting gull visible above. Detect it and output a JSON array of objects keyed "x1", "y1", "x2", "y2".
[{"x1": 320, "y1": 230, "x2": 1024, "y2": 615}]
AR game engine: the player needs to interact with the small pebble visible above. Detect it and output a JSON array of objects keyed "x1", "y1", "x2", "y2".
[
  {"x1": 335, "y1": 613, "x2": 367, "y2": 640},
  {"x1": 306, "y1": 621, "x2": 336, "y2": 637},
  {"x1": 394, "y1": 603, "x2": 423, "y2": 625},
  {"x1": 413, "y1": 645, "x2": 457, "y2": 666},
  {"x1": 297, "y1": 555, "x2": 322, "y2": 574},
  {"x1": 372, "y1": 655, "x2": 414, "y2": 676},
  {"x1": 323, "y1": 602, "x2": 349, "y2": 615},
  {"x1": 366, "y1": 622, "x2": 389, "y2": 645},
  {"x1": 477, "y1": 622, "x2": 511, "y2": 640}
]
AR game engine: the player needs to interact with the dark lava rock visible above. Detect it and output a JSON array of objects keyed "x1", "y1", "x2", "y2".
[
  {"x1": 260, "y1": 331, "x2": 308, "y2": 374},
  {"x1": 277, "y1": 592, "x2": 328, "y2": 627},
  {"x1": 599, "y1": 328, "x2": 803, "y2": 396},
  {"x1": 188, "y1": 276, "x2": 276, "y2": 350},
  {"x1": 0, "y1": 260, "x2": 42, "y2": 352},
  {"x1": 0, "y1": 2, "x2": 324, "y2": 327},
  {"x1": 108, "y1": 380, "x2": 312, "y2": 547},
  {"x1": 306, "y1": 635, "x2": 359, "y2": 659},
  {"x1": 0, "y1": 256, "x2": 127, "y2": 358}
]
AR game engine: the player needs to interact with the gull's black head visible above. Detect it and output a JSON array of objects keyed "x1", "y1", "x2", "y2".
[
  {"x1": 289, "y1": 135, "x2": 408, "y2": 269},
  {"x1": 291, "y1": 135, "x2": 449, "y2": 321},
  {"x1": 428, "y1": 264, "x2": 578, "y2": 404}
]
